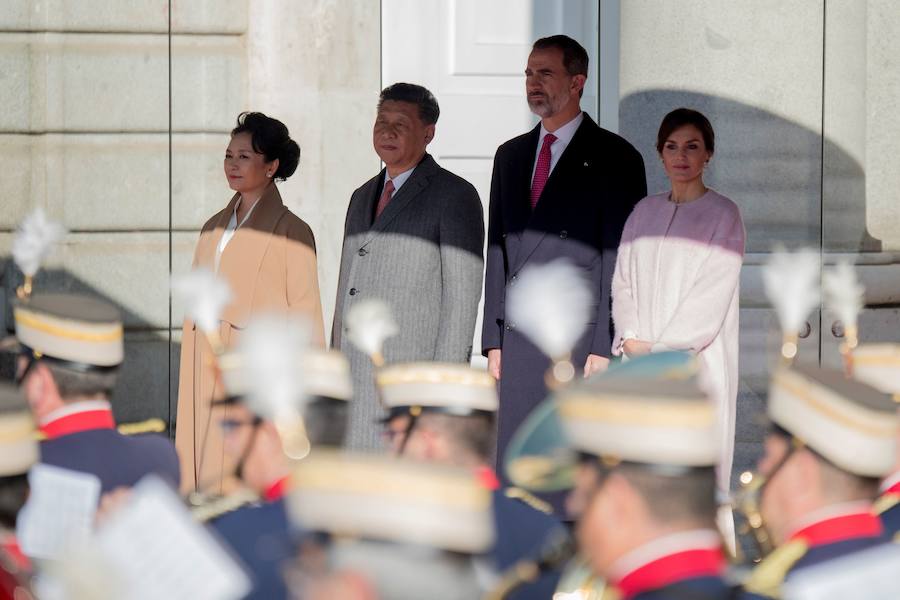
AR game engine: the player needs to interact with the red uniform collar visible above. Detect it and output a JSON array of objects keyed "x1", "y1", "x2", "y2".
[
  {"x1": 39, "y1": 401, "x2": 115, "y2": 439},
  {"x1": 263, "y1": 476, "x2": 290, "y2": 502},
  {"x1": 613, "y1": 547, "x2": 725, "y2": 599},
  {"x1": 789, "y1": 508, "x2": 883, "y2": 547},
  {"x1": 474, "y1": 466, "x2": 501, "y2": 491},
  {"x1": 0, "y1": 534, "x2": 30, "y2": 573},
  {"x1": 609, "y1": 531, "x2": 725, "y2": 599}
]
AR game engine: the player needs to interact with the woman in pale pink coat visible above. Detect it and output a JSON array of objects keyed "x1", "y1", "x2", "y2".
[{"x1": 611, "y1": 108, "x2": 745, "y2": 495}]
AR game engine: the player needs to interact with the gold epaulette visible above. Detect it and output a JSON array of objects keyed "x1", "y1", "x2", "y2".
[
  {"x1": 741, "y1": 539, "x2": 809, "y2": 599},
  {"x1": 191, "y1": 488, "x2": 259, "y2": 523},
  {"x1": 504, "y1": 486, "x2": 553, "y2": 515},
  {"x1": 117, "y1": 418, "x2": 167, "y2": 436},
  {"x1": 873, "y1": 493, "x2": 900, "y2": 516}
]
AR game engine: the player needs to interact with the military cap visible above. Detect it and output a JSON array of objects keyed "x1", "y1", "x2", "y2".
[
  {"x1": 14, "y1": 293, "x2": 123, "y2": 369},
  {"x1": 218, "y1": 348, "x2": 353, "y2": 403},
  {"x1": 286, "y1": 451, "x2": 495, "y2": 554},
  {"x1": 376, "y1": 362, "x2": 497, "y2": 419},
  {"x1": 851, "y1": 343, "x2": 900, "y2": 399},
  {"x1": 505, "y1": 352, "x2": 714, "y2": 491},
  {"x1": 768, "y1": 364, "x2": 896, "y2": 477},
  {"x1": 0, "y1": 382, "x2": 38, "y2": 476}
]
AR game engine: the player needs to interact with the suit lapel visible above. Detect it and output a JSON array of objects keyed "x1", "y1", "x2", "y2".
[
  {"x1": 218, "y1": 184, "x2": 287, "y2": 325},
  {"x1": 506, "y1": 126, "x2": 540, "y2": 269},
  {"x1": 363, "y1": 154, "x2": 438, "y2": 245},
  {"x1": 513, "y1": 115, "x2": 595, "y2": 272}
]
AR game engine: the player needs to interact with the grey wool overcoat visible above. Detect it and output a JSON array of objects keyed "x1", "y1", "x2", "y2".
[{"x1": 332, "y1": 154, "x2": 485, "y2": 451}]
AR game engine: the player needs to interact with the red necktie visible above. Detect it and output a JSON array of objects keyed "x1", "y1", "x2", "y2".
[
  {"x1": 530, "y1": 133, "x2": 557, "y2": 209},
  {"x1": 375, "y1": 179, "x2": 395, "y2": 219}
]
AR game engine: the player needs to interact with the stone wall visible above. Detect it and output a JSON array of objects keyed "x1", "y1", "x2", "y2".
[{"x1": 0, "y1": 1, "x2": 381, "y2": 429}]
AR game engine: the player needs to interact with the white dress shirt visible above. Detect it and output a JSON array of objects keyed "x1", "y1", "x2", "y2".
[
  {"x1": 215, "y1": 197, "x2": 259, "y2": 272},
  {"x1": 531, "y1": 111, "x2": 585, "y2": 184}
]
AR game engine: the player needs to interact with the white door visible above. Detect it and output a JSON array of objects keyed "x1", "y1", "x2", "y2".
[{"x1": 382, "y1": 0, "x2": 600, "y2": 365}]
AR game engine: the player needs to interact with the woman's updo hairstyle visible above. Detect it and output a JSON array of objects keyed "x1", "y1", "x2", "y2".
[
  {"x1": 231, "y1": 111, "x2": 301, "y2": 180},
  {"x1": 656, "y1": 108, "x2": 715, "y2": 156}
]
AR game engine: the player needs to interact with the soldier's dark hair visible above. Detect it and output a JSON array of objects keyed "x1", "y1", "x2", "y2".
[
  {"x1": 616, "y1": 464, "x2": 718, "y2": 526},
  {"x1": 231, "y1": 111, "x2": 301, "y2": 180},
  {"x1": 378, "y1": 83, "x2": 440, "y2": 126},
  {"x1": 45, "y1": 362, "x2": 118, "y2": 399},
  {"x1": 656, "y1": 108, "x2": 715, "y2": 155},
  {"x1": 419, "y1": 412, "x2": 495, "y2": 461},
  {"x1": 0, "y1": 474, "x2": 29, "y2": 529}
]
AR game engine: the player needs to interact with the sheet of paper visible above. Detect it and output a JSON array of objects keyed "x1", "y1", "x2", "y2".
[
  {"x1": 95, "y1": 476, "x2": 251, "y2": 600},
  {"x1": 17, "y1": 464, "x2": 101, "y2": 560}
]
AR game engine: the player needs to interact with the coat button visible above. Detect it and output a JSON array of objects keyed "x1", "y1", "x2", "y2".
[
  {"x1": 349, "y1": 288, "x2": 358, "y2": 296},
  {"x1": 505, "y1": 324, "x2": 511, "y2": 331},
  {"x1": 358, "y1": 248, "x2": 368, "y2": 257},
  {"x1": 560, "y1": 230, "x2": 568, "y2": 239}
]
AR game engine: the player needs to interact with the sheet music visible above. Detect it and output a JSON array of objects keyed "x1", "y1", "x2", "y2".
[
  {"x1": 784, "y1": 543, "x2": 900, "y2": 600},
  {"x1": 95, "y1": 476, "x2": 251, "y2": 600},
  {"x1": 17, "y1": 464, "x2": 101, "y2": 560}
]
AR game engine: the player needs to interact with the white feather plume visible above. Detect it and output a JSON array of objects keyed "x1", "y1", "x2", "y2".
[
  {"x1": 506, "y1": 259, "x2": 593, "y2": 359},
  {"x1": 344, "y1": 299, "x2": 398, "y2": 361},
  {"x1": 823, "y1": 260, "x2": 864, "y2": 333},
  {"x1": 171, "y1": 268, "x2": 233, "y2": 334},
  {"x1": 12, "y1": 208, "x2": 66, "y2": 277},
  {"x1": 238, "y1": 314, "x2": 309, "y2": 422},
  {"x1": 762, "y1": 247, "x2": 821, "y2": 336}
]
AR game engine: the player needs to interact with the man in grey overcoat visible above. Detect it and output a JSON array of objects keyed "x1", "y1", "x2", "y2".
[{"x1": 332, "y1": 83, "x2": 485, "y2": 451}]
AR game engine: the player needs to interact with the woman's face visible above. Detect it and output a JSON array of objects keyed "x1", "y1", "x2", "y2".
[
  {"x1": 660, "y1": 124, "x2": 711, "y2": 185},
  {"x1": 224, "y1": 132, "x2": 276, "y2": 195}
]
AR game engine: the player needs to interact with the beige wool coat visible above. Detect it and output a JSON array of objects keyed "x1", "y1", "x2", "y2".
[{"x1": 176, "y1": 183, "x2": 324, "y2": 493}]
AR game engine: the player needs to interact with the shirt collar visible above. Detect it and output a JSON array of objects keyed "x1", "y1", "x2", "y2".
[
  {"x1": 40, "y1": 400, "x2": 115, "y2": 439},
  {"x1": 230, "y1": 195, "x2": 260, "y2": 229},
  {"x1": 538, "y1": 111, "x2": 584, "y2": 146},
  {"x1": 385, "y1": 164, "x2": 417, "y2": 194},
  {"x1": 608, "y1": 529, "x2": 725, "y2": 599}
]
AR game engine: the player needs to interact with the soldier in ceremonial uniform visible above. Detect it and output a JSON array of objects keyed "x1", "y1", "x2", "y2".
[
  {"x1": 200, "y1": 347, "x2": 352, "y2": 600},
  {"x1": 505, "y1": 352, "x2": 733, "y2": 600},
  {"x1": 738, "y1": 364, "x2": 897, "y2": 598},
  {"x1": 286, "y1": 452, "x2": 495, "y2": 600},
  {"x1": 377, "y1": 361, "x2": 568, "y2": 600},
  {"x1": 12, "y1": 293, "x2": 179, "y2": 493},
  {"x1": 850, "y1": 343, "x2": 900, "y2": 537},
  {"x1": 0, "y1": 383, "x2": 38, "y2": 600}
]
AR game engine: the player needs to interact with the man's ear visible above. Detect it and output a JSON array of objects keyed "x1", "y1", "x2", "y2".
[
  {"x1": 571, "y1": 74, "x2": 587, "y2": 96},
  {"x1": 424, "y1": 124, "x2": 436, "y2": 146}
]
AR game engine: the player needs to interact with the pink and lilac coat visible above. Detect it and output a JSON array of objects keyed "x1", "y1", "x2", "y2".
[{"x1": 611, "y1": 189, "x2": 745, "y2": 491}]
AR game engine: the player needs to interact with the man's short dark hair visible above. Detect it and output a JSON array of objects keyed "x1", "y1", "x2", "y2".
[
  {"x1": 378, "y1": 83, "x2": 440, "y2": 126},
  {"x1": 45, "y1": 362, "x2": 118, "y2": 399},
  {"x1": 532, "y1": 35, "x2": 589, "y2": 77},
  {"x1": 616, "y1": 464, "x2": 717, "y2": 527},
  {"x1": 419, "y1": 412, "x2": 495, "y2": 461}
]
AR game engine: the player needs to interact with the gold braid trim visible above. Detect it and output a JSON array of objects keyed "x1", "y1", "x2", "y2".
[
  {"x1": 117, "y1": 418, "x2": 167, "y2": 436},
  {"x1": 504, "y1": 487, "x2": 553, "y2": 515},
  {"x1": 873, "y1": 493, "x2": 900, "y2": 516},
  {"x1": 191, "y1": 488, "x2": 259, "y2": 523},
  {"x1": 742, "y1": 539, "x2": 809, "y2": 599}
]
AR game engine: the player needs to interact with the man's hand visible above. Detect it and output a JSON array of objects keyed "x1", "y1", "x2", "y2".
[
  {"x1": 487, "y1": 348, "x2": 502, "y2": 380},
  {"x1": 623, "y1": 339, "x2": 653, "y2": 358},
  {"x1": 583, "y1": 354, "x2": 610, "y2": 378}
]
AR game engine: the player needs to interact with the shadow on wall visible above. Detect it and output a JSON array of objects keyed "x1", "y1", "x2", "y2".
[
  {"x1": 1, "y1": 262, "x2": 177, "y2": 434},
  {"x1": 619, "y1": 90, "x2": 882, "y2": 253}
]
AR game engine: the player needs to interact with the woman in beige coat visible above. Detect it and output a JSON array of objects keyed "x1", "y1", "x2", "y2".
[{"x1": 177, "y1": 112, "x2": 325, "y2": 494}]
